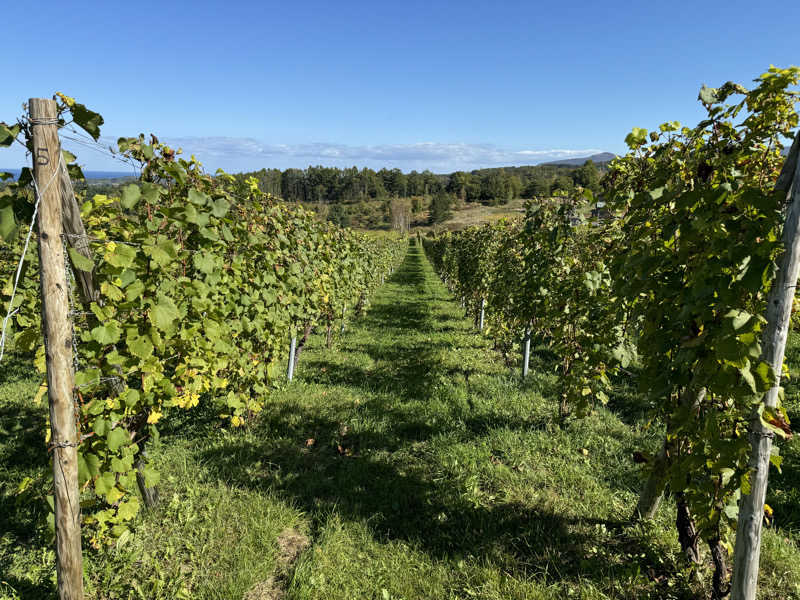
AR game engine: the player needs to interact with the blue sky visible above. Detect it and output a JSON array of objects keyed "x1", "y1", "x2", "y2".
[{"x1": 1, "y1": 0, "x2": 798, "y2": 173}]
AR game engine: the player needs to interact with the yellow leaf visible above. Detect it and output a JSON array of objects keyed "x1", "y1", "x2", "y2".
[
  {"x1": 147, "y1": 410, "x2": 162, "y2": 424},
  {"x1": 33, "y1": 383, "x2": 47, "y2": 404},
  {"x1": 55, "y1": 92, "x2": 76, "y2": 107}
]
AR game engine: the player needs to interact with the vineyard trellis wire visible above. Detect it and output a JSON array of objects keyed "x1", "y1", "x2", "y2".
[
  {"x1": 0, "y1": 94, "x2": 406, "y2": 600},
  {"x1": 0, "y1": 150, "x2": 63, "y2": 362},
  {"x1": 424, "y1": 66, "x2": 800, "y2": 600}
]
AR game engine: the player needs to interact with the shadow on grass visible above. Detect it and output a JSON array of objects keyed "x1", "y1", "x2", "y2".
[
  {"x1": 198, "y1": 244, "x2": 686, "y2": 593},
  {"x1": 201, "y1": 419, "x2": 659, "y2": 581},
  {"x1": 0, "y1": 351, "x2": 36, "y2": 387},
  {"x1": 0, "y1": 383, "x2": 56, "y2": 599},
  {"x1": 0, "y1": 364, "x2": 50, "y2": 535}
]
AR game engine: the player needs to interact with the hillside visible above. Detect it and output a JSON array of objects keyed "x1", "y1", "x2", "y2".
[
  {"x1": 427, "y1": 198, "x2": 527, "y2": 231},
  {"x1": 539, "y1": 152, "x2": 617, "y2": 166}
]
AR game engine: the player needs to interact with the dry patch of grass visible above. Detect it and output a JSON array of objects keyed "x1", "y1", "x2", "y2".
[
  {"x1": 413, "y1": 199, "x2": 527, "y2": 233},
  {"x1": 244, "y1": 528, "x2": 311, "y2": 600}
]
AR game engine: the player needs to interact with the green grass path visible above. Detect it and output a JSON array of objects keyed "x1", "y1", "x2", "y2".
[
  {"x1": 3, "y1": 241, "x2": 800, "y2": 599},
  {"x1": 219, "y1": 241, "x2": 686, "y2": 599}
]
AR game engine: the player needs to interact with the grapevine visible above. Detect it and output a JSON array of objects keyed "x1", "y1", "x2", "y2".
[{"x1": 0, "y1": 95, "x2": 404, "y2": 543}]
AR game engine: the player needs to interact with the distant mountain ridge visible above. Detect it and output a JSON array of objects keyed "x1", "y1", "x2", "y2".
[{"x1": 539, "y1": 152, "x2": 616, "y2": 167}]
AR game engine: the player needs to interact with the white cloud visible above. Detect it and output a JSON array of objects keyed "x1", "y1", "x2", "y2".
[
  {"x1": 172, "y1": 138, "x2": 607, "y2": 172},
  {"x1": 44, "y1": 135, "x2": 607, "y2": 174}
]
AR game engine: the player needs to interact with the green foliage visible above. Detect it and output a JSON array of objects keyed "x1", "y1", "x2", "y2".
[
  {"x1": 428, "y1": 192, "x2": 453, "y2": 224},
  {"x1": 424, "y1": 195, "x2": 628, "y2": 417},
  {"x1": 4, "y1": 244, "x2": 800, "y2": 598},
  {"x1": 605, "y1": 66, "x2": 800, "y2": 549},
  {"x1": 573, "y1": 160, "x2": 601, "y2": 194},
  {"x1": 427, "y1": 66, "x2": 800, "y2": 584},
  {"x1": 0, "y1": 98, "x2": 404, "y2": 544},
  {"x1": 237, "y1": 161, "x2": 607, "y2": 212}
]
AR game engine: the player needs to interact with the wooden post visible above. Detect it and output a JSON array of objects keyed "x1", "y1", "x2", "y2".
[
  {"x1": 633, "y1": 386, "x2": 705, "y2": 523},
  {"x1": 30, "y1": 97, "x2": 84, "y2": 600},
  {"x1": 522, "y1": 326, "x2": 531, "y2": 379},
  {"x1": 341, "y1": 304, "x2": 346, "y2": 335},
  {"x1": 60, "y1": 167, "x2": 98, "y2": 304},
  {"x1": 732, "y1": 134, "x2": 800, "y2": 600},
  {"x1": 633, "y1": 441, "x2": 667, "y2": 520},
  {"x1": 478, "y1": 298, "x2": 486, "y2": 331},
  {"x1": 287, "y1": 335, "x2": 297, "y2": 381}
]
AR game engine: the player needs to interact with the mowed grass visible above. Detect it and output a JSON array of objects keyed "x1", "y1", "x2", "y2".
[
  {"x1": 426, "y1": 198, "x2": 526, "y2": 232},
  {"x1": 2, "y1": 240, "x2": 800, "y2": 599}
]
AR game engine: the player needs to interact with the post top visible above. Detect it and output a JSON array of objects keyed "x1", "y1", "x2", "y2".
[{"x1": 28, "y1": 97, "x2": 58, "y2": 119}]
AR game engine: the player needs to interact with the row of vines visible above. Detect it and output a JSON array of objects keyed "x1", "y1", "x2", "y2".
[
  {"x1": 0, "y1": 94, "x2": 405, "y2": 549},
  {"x1": 424, "y1": 66, "x2": 800, "y2": 599}
]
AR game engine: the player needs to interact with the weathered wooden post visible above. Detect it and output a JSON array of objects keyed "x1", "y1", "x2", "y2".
[
  {"x1": 522, "y1": 325, "x2": 531, "y2": 379},
  {"x1": 341, "y1": 303, "x2": 347, "y2": 335},
  {"x1": 287, "y1": 335, "x2": 297, "y2": 381},
  {"x1": 59, "y1": 167, "x2": 97, "y2": 304},
  {"x1": 732, "y1": 133, "x2": 800, "y2": 600},
  {"x1": 30, "y1": 97, "x2": 84, "y2": 600}
]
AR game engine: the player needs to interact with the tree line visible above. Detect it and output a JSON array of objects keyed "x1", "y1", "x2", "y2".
[
  {"x1": 235, "y1": 160, "x2": 605, "y2": 210},
  {"x1": 1, "y1": 157, "x2": 606, "y2": 230}
]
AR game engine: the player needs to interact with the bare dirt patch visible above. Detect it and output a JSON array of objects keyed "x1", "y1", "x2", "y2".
[
  {"x1": 276, "y1": 527, "x2": 310, "y2": 571},
  {"x1": 244, "y1": 528, "x2": 311, "y2": 600}
]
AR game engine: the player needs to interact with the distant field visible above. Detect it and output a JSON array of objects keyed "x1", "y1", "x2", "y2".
[{"x1": 439, "y1": 198, "x2": 526, "y2": 230}]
